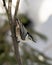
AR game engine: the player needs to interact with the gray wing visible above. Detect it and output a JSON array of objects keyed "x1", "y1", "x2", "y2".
[{"x1": 19, "y1": 21, "x2": 27, "y2": 40}]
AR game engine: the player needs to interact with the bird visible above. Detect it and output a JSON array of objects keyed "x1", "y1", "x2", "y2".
[{"x1": 15, "y1": 18, "x2": 36, "y2": 43}]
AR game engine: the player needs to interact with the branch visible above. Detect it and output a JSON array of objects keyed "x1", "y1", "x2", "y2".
[
  {"x1": 2, "y1": 0, "x2": 12, "y2": 23},
  {"x1": 11, "y1": 21, "x2": 23, "y2": 65},
  {"x1": 2, "y1": 0, "x2": 22, "y2": 65},
  {"x1": 14, "y1": 0, "x2": 20, "y2": 19},
  {"x1": 8, "y1": 0, "x2": 12, "y2": 22},
  {"x1": 2, "y1": 0, "x2": 8, "y2": 16}
]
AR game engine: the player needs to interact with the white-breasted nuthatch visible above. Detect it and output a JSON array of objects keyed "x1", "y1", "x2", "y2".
[{"x1": 16, "y1": 19, "x2": 36, "y2": 42}]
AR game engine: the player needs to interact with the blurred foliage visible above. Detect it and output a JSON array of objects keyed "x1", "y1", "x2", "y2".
[{"x1": 0, "y1": 14, "x2": 52, "y2": 65}]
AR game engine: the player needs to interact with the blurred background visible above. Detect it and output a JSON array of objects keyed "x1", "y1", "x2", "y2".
[{"x1": 0, "y1": 0, "x2": 52, "y2": 65}]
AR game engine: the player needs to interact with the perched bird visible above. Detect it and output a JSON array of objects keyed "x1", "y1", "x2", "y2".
[{"x1": 16, "y1": 18, "x2": 36, "y2": 43}]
